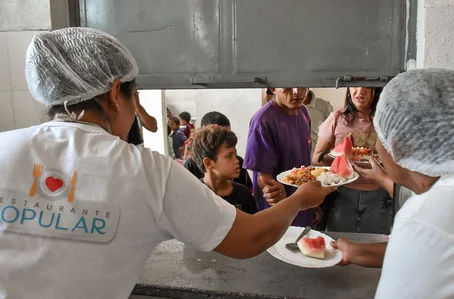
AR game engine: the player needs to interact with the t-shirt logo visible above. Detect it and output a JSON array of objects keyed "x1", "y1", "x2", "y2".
[
  {"x1": 29, "y1": 163, "x2": 76, "y2": 202},
  {"x1": 0, "y1": 164, "x2": 119, "y2": 243}
]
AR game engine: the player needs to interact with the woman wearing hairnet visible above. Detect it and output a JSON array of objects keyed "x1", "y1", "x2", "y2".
[
  {"x1": 0, "y1": 28, "x2": 335, "y2": 298},
  {"x1": 331, "y1": 68, "x2": 454, "y2": 298}
]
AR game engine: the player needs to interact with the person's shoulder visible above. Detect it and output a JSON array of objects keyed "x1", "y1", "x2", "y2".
[
  {"x1": 332, "y1": 108, "x2": 345, "y2": 115},
  {"x1": 395, "y1": 177, "x2": 454, "y2": 234},
  {"x1": 0, "y1": 126, "x2": 32, "y2": 139},
  {"x1": 326, "y1": 109, "x2": 345, "y2": 121},
  {"x1": 314, "y1": 97, "x2": 334, "y2": 111},
  {"x1": 250, "y1": 102, "x2": 274, "y2": 124},
  {"x1": 299, "y1": 104, "x2": 310, "y2": 116},
  {"x1": 137, "y1": 147, "x2": 173, "y2": 173}
]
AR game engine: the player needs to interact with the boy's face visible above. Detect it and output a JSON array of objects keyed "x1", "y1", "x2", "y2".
[
  {"x1": 169, "y1": 120, "x2": 179, "y2": 131},
  {"x1": 179, "y1": 117, "x2": 188, "y2": 125},
  {"x1": 208, "y1": 143, "x2": 240, "y2": 179}
]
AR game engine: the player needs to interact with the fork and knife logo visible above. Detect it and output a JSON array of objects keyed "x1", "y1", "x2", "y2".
[{"x1": 29, "y1": 164, "x2": 78, "y2": 203}]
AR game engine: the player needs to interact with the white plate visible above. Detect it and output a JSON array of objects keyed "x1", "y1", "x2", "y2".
[
  {"x1": 267, "y1": 227, "x2": 342, "y2": 268},
  {"x1": 276, "y1": 167, "x2": 359, "y2": 188}
]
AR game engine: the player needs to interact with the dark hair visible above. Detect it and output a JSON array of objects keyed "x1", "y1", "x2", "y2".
[
  {"x1": 126, "y1": 116, "x2": 144, "y2": 145},
  {"x1": 169, "y1": 116, "x2": 180, "y2": 126},
  {"x1": 266, "y1": 88, "x2": 274, "y2": 95},
  {"x1": 341, "y1": 87, "x2": 383, "y2": 126},
  {"x1": 179, "y1": 111, "x2": 191, "y2": 122},
  {"x1": 45, "y1": 80, "x2": 136, "y2": 121},
  {"x1": 190, "y1": 125, "x2": 238, "y2": 172},
  {"x1": 201, "y1": 111, "x2": 231, "y2": 127}
]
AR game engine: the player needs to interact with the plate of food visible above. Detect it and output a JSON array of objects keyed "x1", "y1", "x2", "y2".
[
  {"x1": 277, "y1": 155, "x2": 359, "y2": 187},
  {"x1": 267, "y1": 227, "x2": 342, "y2": 268},
  {"x1": 328, "y1": 136, "x2": 380, "y2": 164}
]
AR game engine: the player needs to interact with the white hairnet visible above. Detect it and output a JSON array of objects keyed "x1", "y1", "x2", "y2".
[
  {"x1": 25, "y1": 27, "x2": 139, "y2": 106},
  {"x1": 374, "y1": 68, "x2": 454, "y2": 177}
]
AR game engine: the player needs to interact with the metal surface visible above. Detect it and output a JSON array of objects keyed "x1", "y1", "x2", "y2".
[
  {"x1": 132, "y1": 232, "x2": 387, "y2": 299},
  {"x1": 78, "y1": 0, "x2": 411, "y2": 89},
  {"x1": 285, "y1": 226, "x2": 311, "y2": 251}
]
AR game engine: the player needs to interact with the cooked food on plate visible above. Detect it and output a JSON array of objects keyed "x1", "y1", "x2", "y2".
[
  {"x1": 281, "y1": 166, "x2": 319, "y2": 186},
  {"x1": 351, "y1": 147, "x2": 373, "y2": 161},
  {"x1": 282, "y1": 155, "x2": 356, "y2": 187},
  {"x1": 330, "y1": 136, "x2": 376, "y2": 162}
]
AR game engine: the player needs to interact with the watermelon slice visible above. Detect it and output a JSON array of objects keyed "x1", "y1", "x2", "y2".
[
  {"x1": 330, "y1": 155, "x2": 354, "y2": 179},
  {"x1": 331, "y1": 136, "x2": 353, "y2": 158},
  {"x1": 297, "y1": 236, "x2": 326, "y2": 259}
]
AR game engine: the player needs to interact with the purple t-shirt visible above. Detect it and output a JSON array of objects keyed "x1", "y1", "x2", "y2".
[{"x1": 244, "y1": 102, "x2": 314, "y2": 227}]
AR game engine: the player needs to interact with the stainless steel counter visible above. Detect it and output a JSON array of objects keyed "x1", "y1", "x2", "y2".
[{"x1": 132, "y1": 232, "x2": 388, "y2": 299}]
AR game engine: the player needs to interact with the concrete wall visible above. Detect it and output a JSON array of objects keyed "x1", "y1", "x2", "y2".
[
  {"x1": 165, "y1": 89, "x2": 262, "y2": 158},
  {"x1": 0, "y1": 0, "x2": 51, "y2": 31},
  {"x1": 140, "y1": 90, "x2": 167, "y2": 155},
  {"x1": 423, "y1": 0, "x2": 454, "y2": 68},
  {"x1": 194, "y1": 89, "x2": 262, "y2": 158},
  {"x1": 164, "y1": 90, "x2": 197, "y2": 122},
  {"x1": 0, "y1": 0, "x2": 50, "y2": 132},
  {"x1": 311, "y1": 88, "x2": 347, "y2": 110}
]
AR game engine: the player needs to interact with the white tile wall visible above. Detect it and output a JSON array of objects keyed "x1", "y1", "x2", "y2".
[
  {"x1": 0, "y1": 92, "x2": 15, "y2": 131},
  {"x1": 0, "y1": 33, "x2": 11, "y2": 91},
  {"x1": 13, "y1": 91, "x2": 45, "y2": 128},
  {"x1": 7, "y1": 31, "x2": 40, "y2": 91},
  {"x1": 0, "y1": 30, "x2": 45, "y2": 132}
]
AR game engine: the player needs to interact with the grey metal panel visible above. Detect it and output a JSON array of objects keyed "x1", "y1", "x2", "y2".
[
  {"x1": 80, "y1": 0, "x2": 407, "y2": 89},
  {"x1": 84, "y1": 0, "x2": 222, "y2": 88},
  {"x1": 232, "y1": 0, "x2": 405, "y2": 87}
]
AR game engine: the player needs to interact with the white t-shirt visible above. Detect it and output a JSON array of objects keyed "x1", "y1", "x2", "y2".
[
  {"x1": 0, "y1": 121, "x2": 236, "y2": 299},
  {"x1": 375, "y1": 173, "x2": 454, "y2": 299}
]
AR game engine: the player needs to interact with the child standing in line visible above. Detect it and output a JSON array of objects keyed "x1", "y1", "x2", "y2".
[
  {"x1": 179, "y1": 111, "x2": 194, "y2": 139},
  {"x1": 169, "y1": 117, "x2": 187, "y2": 159},
  {"x1": 190, "y1": 125, "x2": 257, "y2": 214},
  {"x1": 183, "y1": 111, "x2": 252, "y2": 191}
]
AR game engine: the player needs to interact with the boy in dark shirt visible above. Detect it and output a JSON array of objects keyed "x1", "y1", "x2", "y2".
[
  {"x1": 169, "y1": 117, "x2": 187, "y2": 159},
  {"x1": 184, "y1": 111, "x2": 252, "y2": 190},
  {"x1": 190, "y1": 125, "x2": 257, "y2": 214}
]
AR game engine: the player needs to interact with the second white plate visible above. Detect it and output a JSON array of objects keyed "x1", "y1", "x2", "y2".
[{"x1": 267, "y1": 227, "x2": 343, "y2": 268}]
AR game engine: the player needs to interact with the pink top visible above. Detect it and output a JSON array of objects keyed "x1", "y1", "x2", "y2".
[{"x1": 318, "y1": 109, "x2": 380, "y2": 191}]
